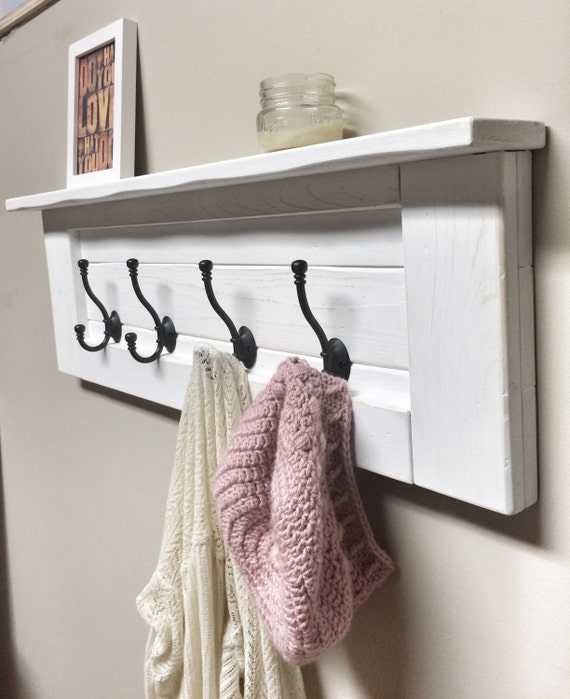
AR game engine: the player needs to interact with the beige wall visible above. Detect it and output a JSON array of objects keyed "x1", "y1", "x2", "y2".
[{"x1": 1, "y1": 1, "x2": 569, "y2": 697}]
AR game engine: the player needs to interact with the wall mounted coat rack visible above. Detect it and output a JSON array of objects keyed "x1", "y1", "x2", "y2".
[{"x1": 6, "y1": 117, "x2": 546, "y2": 514}]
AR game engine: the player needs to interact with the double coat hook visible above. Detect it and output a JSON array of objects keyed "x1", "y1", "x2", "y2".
[
  {"x1": 199, "y1": 260, "x2": 257, "y2": 368},
  {"x1": 124, "y1": 258, "x2": 178, "y2": 363},
  {"x1": 74, "y1": 259, "x2": 122, "y2": 351},
  {"x1": 291, "y1": 260, "x2": 352, "y2": 380}
]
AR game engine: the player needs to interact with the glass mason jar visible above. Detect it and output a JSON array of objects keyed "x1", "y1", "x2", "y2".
[{"x1": 256, "y1": 73, "x2": 343, "y2": 152}]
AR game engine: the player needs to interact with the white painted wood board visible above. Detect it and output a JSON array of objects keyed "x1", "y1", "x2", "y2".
[
  {"x1": 401, "y1": 152, "x2": 536, "y2": 513},
  {"x1": 75, "y1": 208, "x2": 404, "y2": 267}
]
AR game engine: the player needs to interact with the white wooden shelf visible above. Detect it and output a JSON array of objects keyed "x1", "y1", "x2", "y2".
[
  {"x1": 6, "y1": 117, "x2": 546, "y2": 514},
  {"x1": 7, "y1": 116, "x2": 544, "y2": 211}
]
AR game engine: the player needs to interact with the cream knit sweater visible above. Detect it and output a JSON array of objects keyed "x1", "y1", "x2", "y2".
[{"x1": 136, "y1": 345, "x2": 306, "y2": 699}]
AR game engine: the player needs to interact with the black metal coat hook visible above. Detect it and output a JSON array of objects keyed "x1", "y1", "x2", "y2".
[
  {"x1": 199, "y1": 260, "x2": 257, "y2": 369},
  {"x1": 124, "y1": 258, "x2": 178, "y2": 363},
  {"x1": 291, "y1": 260, "x2": 352, "y2": 380},
  {"x1": 74, "y1": 259, "x2": 122, "y2": 352}
]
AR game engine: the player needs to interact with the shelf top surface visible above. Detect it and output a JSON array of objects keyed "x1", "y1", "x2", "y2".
[{"x1": 6, "y1": 117, "x2": 545, "y2": 212}]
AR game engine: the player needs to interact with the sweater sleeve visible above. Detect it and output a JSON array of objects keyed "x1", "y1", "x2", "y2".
[
  {"x1": 136, "y1": 361, "x2": 197, "y2": 698},
  {"x1": 137, "y1": 571, "x2": 185, "y2": 698}
]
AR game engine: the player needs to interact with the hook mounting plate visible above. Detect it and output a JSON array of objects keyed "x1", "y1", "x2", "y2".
[
  {"x1": 325, "y1": 338, "x2": 352, "y2": 380},
  {"x1": 160, "y1": 316, "x2": 178, "y2": 354},
  {"x1": 106, "y1": 311, "x2": 122, "y2": 344},
  {"x1": 233, "y1": 326, "x2": 257, "y2": 369}
]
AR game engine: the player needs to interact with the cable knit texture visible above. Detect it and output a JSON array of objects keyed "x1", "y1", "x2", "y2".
[
  {"x1": 136, "y1": 345, "x2": 306, "y2": 699},
  {"x1": 215, "y1": 356, "x2": 395, "y2": 665}
]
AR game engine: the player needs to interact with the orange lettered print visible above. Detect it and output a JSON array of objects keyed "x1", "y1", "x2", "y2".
[{"x1": 76, "y1": 40, "x2": 115, "y2": 174}]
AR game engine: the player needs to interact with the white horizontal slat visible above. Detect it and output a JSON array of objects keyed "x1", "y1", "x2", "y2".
[
  {"x1": 78, "y1": 208, "x2": 404, "y2": 267},
  {"x1": 79, "y1": 263, "x2": 408, "y2": 369},
  {"x1": 42, "y1": 166, "x2": 401, "y2": 230},
  {"x1": 74, "y1": 335, "x2": 412, "y2": 482}
]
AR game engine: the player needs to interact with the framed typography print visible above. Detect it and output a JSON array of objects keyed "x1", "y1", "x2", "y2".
[{"x1": 67, "y1": 18, "x2": 137, "y2": 188}]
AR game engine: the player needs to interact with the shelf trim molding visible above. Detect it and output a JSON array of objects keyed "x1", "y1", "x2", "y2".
[{"x1": 6, "y1": 117, "x2": 545, "y2": 212}]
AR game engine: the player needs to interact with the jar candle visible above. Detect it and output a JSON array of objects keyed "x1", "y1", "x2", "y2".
[{"x1": 256, "y1": 73, "x2": 343, "y2": 152}]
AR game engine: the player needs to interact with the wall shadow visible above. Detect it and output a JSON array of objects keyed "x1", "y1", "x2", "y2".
[
  {"x1": 326, "y1": 466, "x2": 543, "y2": 699},
  {"x1": 79, "y1": 379, "x2": 181, "y2": 422},
  {"x1": 134, "y1": 47, "x2": 149, "y2": 177},
  {"x1": 359, "y1": 468, "x2": 542, "y2": 550}
]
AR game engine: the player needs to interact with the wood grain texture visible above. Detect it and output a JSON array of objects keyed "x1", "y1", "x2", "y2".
[
  {"x1": 401, "y1": 152, "x2": 536, "y2": 513},
  {"x1": 77, "y1": 208, "x2": 404, "y2": 267}
]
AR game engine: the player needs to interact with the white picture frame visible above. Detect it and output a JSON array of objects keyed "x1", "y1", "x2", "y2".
[{"x1": 66, "y1": 18, "x2": 137, "y2": 188}]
